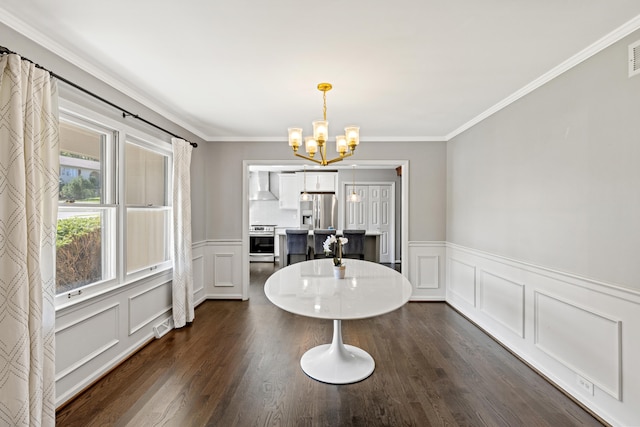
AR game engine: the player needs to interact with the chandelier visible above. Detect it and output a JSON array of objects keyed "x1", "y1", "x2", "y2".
[{"x1": 287, "y1": 83, "x2": 360, "y2": 166}]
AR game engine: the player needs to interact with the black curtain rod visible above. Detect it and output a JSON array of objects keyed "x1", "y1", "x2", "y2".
[{"x1": 0, "y1": 46, "x2": 198, "y2": 148}]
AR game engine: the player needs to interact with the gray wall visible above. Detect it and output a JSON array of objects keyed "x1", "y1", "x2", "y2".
[
  {"x1": 447, "y1": 30, "x2": 640, "y2": 290},
  {"x1": 202, "y1": 141, "x2": 447, "y2": 244}
]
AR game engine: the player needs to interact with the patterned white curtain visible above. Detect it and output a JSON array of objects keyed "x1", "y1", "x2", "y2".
[
  {"x1": 0, "y1": 54, "x2": 58, "y2": 426},
  {"x1": 171, "y1": 138, "x2": 194, "y2": 328}
]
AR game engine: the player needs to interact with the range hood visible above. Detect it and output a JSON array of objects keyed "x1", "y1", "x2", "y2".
[{"x1": 249, "y1": 171, "x2": 277, "y2": 201}]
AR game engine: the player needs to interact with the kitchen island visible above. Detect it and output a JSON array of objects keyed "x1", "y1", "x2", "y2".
[{"x1": 277, "y1": 229, "x2": 381, "y2": 267}]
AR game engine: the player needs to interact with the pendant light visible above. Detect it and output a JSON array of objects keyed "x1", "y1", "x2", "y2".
[
  {"x1": 300, "y1": 165, "x2": 311, "y2": 201},
  {"x1": 346, "y1": 165, "x2": 361, "y2": 203}
]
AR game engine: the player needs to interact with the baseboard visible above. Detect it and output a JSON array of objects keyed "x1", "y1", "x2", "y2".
[{"x1": 206, "y1": 293, "x2": 244, "y2": 300}]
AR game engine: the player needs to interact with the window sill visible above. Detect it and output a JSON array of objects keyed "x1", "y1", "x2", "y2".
[{"x1": 55, "y1": 265, "x2": 173, "y2": 313}]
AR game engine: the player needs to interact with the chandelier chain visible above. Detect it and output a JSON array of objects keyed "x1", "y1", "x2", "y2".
[{"x1": 322, "y1": 90, "x2": 327, "y2": 121}]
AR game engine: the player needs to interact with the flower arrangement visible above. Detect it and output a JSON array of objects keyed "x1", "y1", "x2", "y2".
[{"x1": 323, "y1": 235, "x2": 348, "y2": 266}]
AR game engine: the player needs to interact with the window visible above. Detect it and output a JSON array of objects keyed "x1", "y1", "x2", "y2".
[
  {"x1": 125, "y1": 139, "x2": 172, "y2": 275},
  {"x1": 55, "y1": 103, "x2": 172, "y2": 304},
  {"x1": 57, "y1": 119, "x2": 116, "y2": 295}
]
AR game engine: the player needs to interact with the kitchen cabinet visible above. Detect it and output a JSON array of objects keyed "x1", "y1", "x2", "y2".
[
  {"x1": 298, "y1": 172, "x2": 337, "y2": 192},
  {"x1": 278, "y1": 174, "x2": 299, "y2": 210},
  {"x1": 274, "y1": 227, "x2": 286, "y2": 262}
]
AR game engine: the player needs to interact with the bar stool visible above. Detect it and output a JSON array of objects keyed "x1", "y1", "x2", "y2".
[
  {"x1": 313, "y1": 229, "x2": 337, "y2": 259},
  {"x1": 285, "y1": 229, "x2": 309, "y2": 265},
  {"x1": 342, "y1": 229, "x2": 366, "y2": 260}
]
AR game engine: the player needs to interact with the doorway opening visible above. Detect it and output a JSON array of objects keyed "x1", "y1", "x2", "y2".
[{"x1": 242, "y1": 160, "x2": 409, "y2": 300}]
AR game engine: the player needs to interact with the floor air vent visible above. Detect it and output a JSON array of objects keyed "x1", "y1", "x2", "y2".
[
  {"x1": 629, "y1": 40, "x2": 640, "y2": 77},
  {"x1": 153, "y1": 318, "x2": 174, "y2": 339}
]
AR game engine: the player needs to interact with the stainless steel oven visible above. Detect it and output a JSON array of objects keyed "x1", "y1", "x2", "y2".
[{"x1": 249, "y1": 225, "x2": 275, "y2": 262}]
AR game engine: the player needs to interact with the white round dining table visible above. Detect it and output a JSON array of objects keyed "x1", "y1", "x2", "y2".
[{"x1": 264, "y1": 259, "x2": 412, "y2": 384}]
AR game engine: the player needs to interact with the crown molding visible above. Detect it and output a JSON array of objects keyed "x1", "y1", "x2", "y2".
[
  {"x1": 446, "y1": 13, "x2": 640, "y2": 141},
  {"x1": 204, "y1": 135, "x2": 447, "y2": 142},
  {"x1": 4, "y1": 7, "x2": 640, "y2": 144},
  {"x1": 360, "y1": 136, "x2": 447, "y2": 142}
]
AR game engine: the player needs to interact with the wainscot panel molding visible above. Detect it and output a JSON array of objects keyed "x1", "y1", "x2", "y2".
[
  {"x1": 448, "y1": 257, "x2": 477, "y2": 307},
  {"x1": 407, "y1": 242, "x2": 446, "y2": 300},
  {"x1": 445, "y1": 243, "x2": 640, "y2": 427},
  {"x1": 534, "y1": 291, "x2": 621, "y2": 400},
  {"x1": 55, "y1": 304, "x2": 120, "y2": 382},
  {"x1": 128, "y1": 280, "x2": 172, "y2": 335},
  {"x1": 479, "y1": 270, "x2": 525, "y2": 338},
  {"x1": 202, "y1": 239, "x2": 243, "y2": 299},
  {"x1": 192, "y1": 253, "x2": 206, "y2": 306}
]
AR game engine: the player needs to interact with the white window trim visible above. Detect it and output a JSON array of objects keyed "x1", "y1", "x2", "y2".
[{"x1": 55, "y1": 98, "x2": 174, "y2": 310}]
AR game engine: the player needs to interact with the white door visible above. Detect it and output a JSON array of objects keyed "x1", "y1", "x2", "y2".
[
  {"x1": 345, "y1": 185, "x2": 367, "y2": 229},
  {"x1": 377, "y1": 185, "x2": 393, "y2": 263},
  {"x1": 344, "y1": 184, "x2": 394, "y2": 264},
  {"x1": 368, "y1": 186, "x2": 380, "y2": 231}
]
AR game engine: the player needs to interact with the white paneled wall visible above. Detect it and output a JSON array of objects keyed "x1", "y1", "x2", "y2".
[
  {"x1": 479, "y1": 271, "x2": 525, "y2": 338},
  {"x1": 445, "y1": 243, "x2": 640, "y2": 427},
  {"x1": 202, "y1": 240, "x2": 244, "y2": 299},
  {"x1": 55, "y1": 272, "x2": 173, "y2": 407},
  {"x1": 407, "y1": 242, "x2": 446, "y2": 300}
]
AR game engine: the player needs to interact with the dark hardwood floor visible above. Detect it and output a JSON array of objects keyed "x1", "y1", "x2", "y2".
[{"x1": 56, "y1": 262, "x2": 603, "y2": 426}]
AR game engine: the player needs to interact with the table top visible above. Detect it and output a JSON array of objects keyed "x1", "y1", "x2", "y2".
[{"x1": 264, "y1": 259, "x2": 412, "y2": 320}]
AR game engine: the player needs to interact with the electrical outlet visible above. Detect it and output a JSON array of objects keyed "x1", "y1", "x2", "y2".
[{"x1": 577, "y1": 375, "x2": 594, "y2": 395}]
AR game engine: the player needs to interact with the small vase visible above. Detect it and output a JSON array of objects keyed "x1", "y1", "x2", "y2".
[{"x1": 333, "y1": 265, "x2": 346, "y2": 279}]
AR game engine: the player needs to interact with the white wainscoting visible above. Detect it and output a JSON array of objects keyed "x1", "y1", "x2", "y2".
[
  {"x1": 446, "y1": 243, "x2": 640, "y2": 427},
  {"x1": 407, "y1": 242, "x2": 446, "y2": 300},
  {"x1": 448, "y1": 257, "x2": 477, "y2": 307},
  {"x1": 534, "y1": 291, "x2": 622, "y2": 400},
  {"x1": 128, "y1": 281, "x2": 172, "y2": 335},
  {"x1": 55, "y1": 304, "x2": 120, "y2": 382},
  {"x1": 202, "y1": 239, "x2": 244, "y2": 299},
  {"x1": 192, "y1": 252, "x2": 206, "y2": 305},
  {"x1": 55, "y1": 271, "x2": 174, "y2": 407},
  {"x1": 480, "y1": 270, "x2": 524, "y2": 338}
]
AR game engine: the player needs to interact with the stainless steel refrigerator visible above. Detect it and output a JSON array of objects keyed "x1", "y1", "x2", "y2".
[{"x1": 300, "y1": 193, "x2": 338, "y2": 230}]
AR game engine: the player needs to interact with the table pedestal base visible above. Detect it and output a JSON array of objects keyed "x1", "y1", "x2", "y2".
[{"x1": 300, "y1": 319, "x2": 374, "y2": 384}]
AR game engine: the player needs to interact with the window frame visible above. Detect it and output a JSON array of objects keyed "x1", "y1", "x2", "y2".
[
  {"x1": 55, "y1": 98, "x2": 174, "y2": 309},
  {"x1": 122, "y1": 134, "x2": 174, "y2": 282}
]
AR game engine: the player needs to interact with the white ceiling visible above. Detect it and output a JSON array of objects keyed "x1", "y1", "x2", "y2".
[{"x1": 2, "y1": 1, "x2": 640, "y2": 142}]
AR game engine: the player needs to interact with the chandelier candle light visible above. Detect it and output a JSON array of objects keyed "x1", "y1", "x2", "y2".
[{"x1": 288, "y1": 83, "x2": 360, "y2": 166}]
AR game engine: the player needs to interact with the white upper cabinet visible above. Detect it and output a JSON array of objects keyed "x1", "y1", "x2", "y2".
[
  {"x1": 278, "y1": 174, "x2": 299, "y2": 209},
  {"x1": 298, "y1": 172, "x2": 337, "y2": 192}
]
